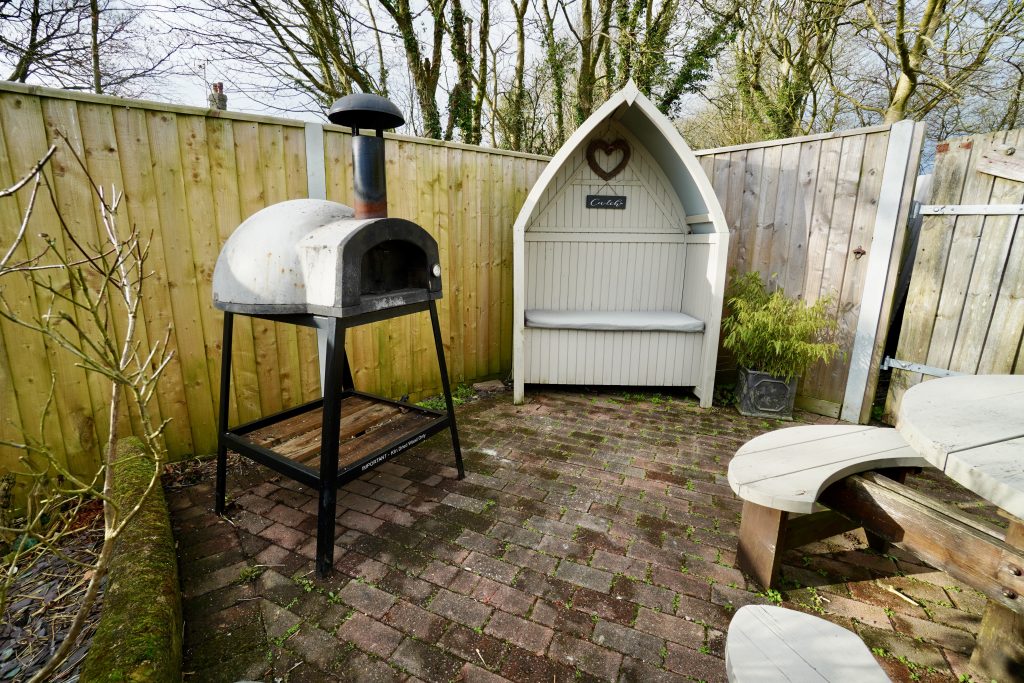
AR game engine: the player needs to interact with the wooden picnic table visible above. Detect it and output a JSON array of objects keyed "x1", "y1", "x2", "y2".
[{"x1": 898, "y1": 374, "x2": 1024, "y2": 679}]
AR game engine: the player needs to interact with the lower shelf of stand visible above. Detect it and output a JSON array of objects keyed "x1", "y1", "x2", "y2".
[{"x1": 241, "y1": 394, "x2": 440, "y2": 472}]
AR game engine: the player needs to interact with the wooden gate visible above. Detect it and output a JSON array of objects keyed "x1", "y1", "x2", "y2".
[{"x1": 885, "y1": 128, "x2": 1024, "y2": 420}]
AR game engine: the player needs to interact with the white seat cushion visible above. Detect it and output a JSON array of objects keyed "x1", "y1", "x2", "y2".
[{"x1": 525, "y1": 309, "x2": 704, "y2": 333}]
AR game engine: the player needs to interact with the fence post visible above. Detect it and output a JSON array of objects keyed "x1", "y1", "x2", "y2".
[
  {"x1": 305, "y1": 122, "x2": 330, "y2": 392},
  {"x1": 840, "y1": 120, "x2": 921, "y2": 423},
  {"x1": 305, "y1": 122, "x2": 327, "y2": 200}
]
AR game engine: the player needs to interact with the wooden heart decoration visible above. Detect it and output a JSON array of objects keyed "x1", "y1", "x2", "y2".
[{"x1": 586, "y1": 138, "x2": 631, "y2": 181}]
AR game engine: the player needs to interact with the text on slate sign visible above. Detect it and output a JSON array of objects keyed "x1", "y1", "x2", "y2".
[{"x1": 586, "y1": 195, "x2": 627, "y2": 210}]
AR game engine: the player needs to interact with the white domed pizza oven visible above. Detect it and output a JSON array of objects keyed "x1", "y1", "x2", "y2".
[{"x1": 211, "y1": 94, "x2": 464, "y2": 577}]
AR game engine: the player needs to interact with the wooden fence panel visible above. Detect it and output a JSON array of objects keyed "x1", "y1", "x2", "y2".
[
  {"x1": 0, "y1": 81, "x2": 917, "y2": 482},
  {"x1": 0, "y1": 82, "x2": 545, "y2": 479},
  {"x1": 886, "y1": 128, "x2": 1024, "y2": 419},
  {"x1": 694, "y1": 123, "x2": 923, "y2": 419}
]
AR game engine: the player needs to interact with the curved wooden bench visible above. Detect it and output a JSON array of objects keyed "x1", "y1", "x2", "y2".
[
  {"x1": 726, "y1": 605, "x2": 890, "y2": 682},
  {"x1": 729, "y1": 425, "x2": 928, "y2": 587}
]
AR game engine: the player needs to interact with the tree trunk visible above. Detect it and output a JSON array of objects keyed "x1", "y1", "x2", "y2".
[
  {"x1": 471, "y1": 0, "x2": 489, "y2": 144},
  {"x1": 509, "y1": 0, "x2": 529, "y2": 150},
  {"x1": 379, "y1": 0, "x2": 445, "y2": 139},
  {"x1": 90, "y1": 0, "x2": 102, "y2": 94},
  {"x1": 447, "y1": 0, "x2": 476, "y2": 141},
  {"x1": 884, "y1": 71, "x2": 916, "y2": 123},
  {"x1": 576, "y1": 0, "x2": 595, "y2": 126},
  {"x1": 540, "y1": 0, "x2": 565, "y2": 147}
]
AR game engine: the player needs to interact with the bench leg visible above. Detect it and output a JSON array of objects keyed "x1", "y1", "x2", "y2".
[
  {"x1": 969, "y1": 519, "x2": 1024, "y2": 680},
  {"x1": 863, "y1": 468, "x2": 913, "y2": 554},
  {"x1": 737, "y1": 501, "x2": 789, "y2": 589}
]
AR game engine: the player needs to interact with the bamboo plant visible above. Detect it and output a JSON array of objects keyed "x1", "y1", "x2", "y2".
[{"x1": 721, "y1": 271, "x2": 840, "y2": 382}]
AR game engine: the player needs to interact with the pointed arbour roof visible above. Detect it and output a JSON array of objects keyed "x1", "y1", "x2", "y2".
[{"x1": 513, "y1": 80, "x2": 729, "y2": 237}]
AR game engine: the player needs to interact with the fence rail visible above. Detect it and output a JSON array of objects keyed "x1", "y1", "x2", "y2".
[{"x1": 0, "y1": 82, "x2": 922, "y2": 479}]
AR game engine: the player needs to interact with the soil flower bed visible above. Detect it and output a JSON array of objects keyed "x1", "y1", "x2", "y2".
[{"x1": 1, "y1": 500, "x2": 105, "y2": 682}]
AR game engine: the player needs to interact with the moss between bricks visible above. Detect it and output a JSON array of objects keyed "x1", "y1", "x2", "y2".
[{"x1": 80, "y1": 437, "x2": 183, "y2": 682}]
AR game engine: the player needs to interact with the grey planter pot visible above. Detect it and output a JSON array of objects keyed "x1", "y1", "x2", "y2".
[{"x1": 736, "y1": 367, "x2": 798, "y2": 420}]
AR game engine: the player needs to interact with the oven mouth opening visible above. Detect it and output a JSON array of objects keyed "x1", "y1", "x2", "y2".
[{"x1": 359, "y1": 240, "x2": 428, "y2": 298}]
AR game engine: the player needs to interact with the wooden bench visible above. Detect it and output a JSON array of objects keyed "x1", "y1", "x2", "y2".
[
  {"x1": 726, "y1": 605, "x2": 890, "y2": 682},
  {"x1": 730, "y1": 425, "x2": 1024, "y2": 621},
  {"x1": 728, "y1": 425, "x2": 928, "y2": 588}
]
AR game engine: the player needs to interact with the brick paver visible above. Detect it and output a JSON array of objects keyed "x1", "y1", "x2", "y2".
[{"x1": 169, "y1": 387, "x2": 996, "y2": 682}]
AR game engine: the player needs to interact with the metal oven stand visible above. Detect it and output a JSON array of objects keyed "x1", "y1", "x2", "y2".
[{"x1": 215, "y1": 300, "x2": 464, "y2": 576}]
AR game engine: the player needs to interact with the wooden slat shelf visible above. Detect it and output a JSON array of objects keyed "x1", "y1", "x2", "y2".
[{"x1": 240, "y1": 394, "x2": 440, "y2": 472}]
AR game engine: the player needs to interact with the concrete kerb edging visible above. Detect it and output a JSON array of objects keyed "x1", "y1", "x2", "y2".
[{"x1": 80, "y1": 437, "x2": 183, "y2": 682}]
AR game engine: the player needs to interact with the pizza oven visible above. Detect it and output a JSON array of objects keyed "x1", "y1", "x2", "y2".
[
  {"x1": 212, "y1": 94, "x2": 441, "y2": 318},
  {"x1": 211, "y1": 93, "x2": 464, "y2": 578}
]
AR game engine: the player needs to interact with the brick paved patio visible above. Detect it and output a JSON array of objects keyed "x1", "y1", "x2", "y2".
[{"x1": 167, "y1": 387, "x2": 997, "y2": 683}]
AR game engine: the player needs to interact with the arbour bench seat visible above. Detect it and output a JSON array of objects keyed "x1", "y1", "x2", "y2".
[
  {"x1": 728, "y1": 425, "x2": 928, "y2": 588},
  {"x1": 524, "y1": 309, "x2": 705, "y2": 333},
  {"x1": 521, "y1": 309, "x2": 709, "y2": 392}
]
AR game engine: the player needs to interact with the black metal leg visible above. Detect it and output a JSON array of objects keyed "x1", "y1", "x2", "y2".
[
  {"x1": 316, "y1": 319, "x2": 344, "y2": 576},
  {"x1": 429, "y1": 301, "x2": 464, "y2": 479},
  {"x1": 341, "y1": 350, "x2": 355, "y2": 391},
  {"x1": 215, "y1": 313, "x2": 234, "y2": 515}
]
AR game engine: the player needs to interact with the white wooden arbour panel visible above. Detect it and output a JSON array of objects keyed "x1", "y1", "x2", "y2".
[
  {"x1": 529, "y1": 121, "x2": 686, "y2": 232},
  {"x1": 512, "y1": 82, "x2": 729, "y2": 406}
]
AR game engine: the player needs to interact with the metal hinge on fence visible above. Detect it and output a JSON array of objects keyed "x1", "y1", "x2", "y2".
[
  {"x1": 881, "y1": 357, "x2": 965, "y2": 378},
  {"x1": 919, "y1": 204, "x2": 1024, "y2": 216}
]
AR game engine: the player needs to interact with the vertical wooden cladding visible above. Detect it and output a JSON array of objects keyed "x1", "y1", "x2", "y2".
[
  {"x1": 315, "y1": 129, "x2": 545, "y2": 402},
  {"x1": 695, "y1": 125, "x2": 913, "y2": 417},
  {"x1": 0, "y1": 88, "x2": 305, "y2": 473},
  {"x1": 0, "y1": 83, "x2": 546, "y2": 476},
  {"x1": 886, "y1": 128, "x2": 1024, "y2": 419}
]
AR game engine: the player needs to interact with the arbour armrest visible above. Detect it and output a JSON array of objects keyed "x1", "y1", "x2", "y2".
[{"x1": 524, "y1": 309, "x2": 704, "y2": 332}]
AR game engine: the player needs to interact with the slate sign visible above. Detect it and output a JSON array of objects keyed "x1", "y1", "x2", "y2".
[{"x1": 586, "y1": 195, "x2": 627, "y2": 210}]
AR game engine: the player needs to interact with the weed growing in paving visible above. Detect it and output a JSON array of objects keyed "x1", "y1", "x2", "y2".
[
  {"x1": 236, "y1": 565, "x2": 265, "y2": 584},
  {"x1": 416, "y1": 383, "x2": 475, "y2": 411},
  {"x1": 272, "y1": 623, "x2": 300, "y2": 647},
  {"x1": 292, "y1": 575, "x2": 316, "y2": 593}
]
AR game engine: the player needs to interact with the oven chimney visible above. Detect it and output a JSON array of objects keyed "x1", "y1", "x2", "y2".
[{"x1": 327, "y1": 93, "x2": 405, "y2": 219}]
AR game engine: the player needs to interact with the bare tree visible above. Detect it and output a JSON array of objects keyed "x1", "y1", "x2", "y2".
[
  {"x1": 569, "y1": 0, "x2": 614, "y2": 124},
  {"x1": 0, "y1": 136, "x2": 172, "y2": 681},
  {"x1": 537, "y1": 0, "x2": 569, "y2": 146},
  {"x1": 507, "y1": 0, "x2": 530, "y2": 149},
  {"x1": 1, "y1": 0, "x2": 182, "y2": 96},
  {"x1": 185, "y1": 0, "x2": 385, "y2": 112},
  {"x1": 445, "y1": 0, "x2": 489, "y2": 142},
  {"x1": 720, "y1": 0, "x2": 847, "y2": 138},
  {"x1": 376, "y1": 0, "x2": 448, "y2": 138},
  {"x1": 848, "y1": 0, "x2": 1024, "y2": 122}
]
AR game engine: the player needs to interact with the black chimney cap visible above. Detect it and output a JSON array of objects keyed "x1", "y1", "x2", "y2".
[{"x1": 327, "y1": 93, "x2": 405, "y2": 131}]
